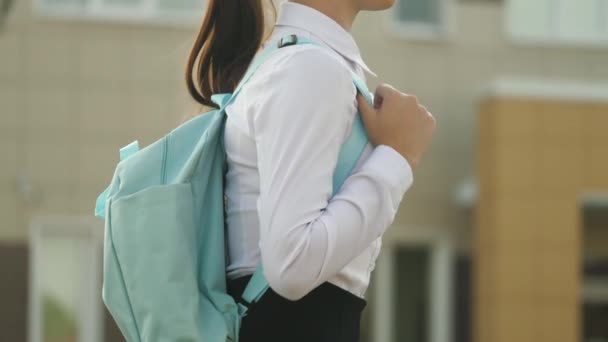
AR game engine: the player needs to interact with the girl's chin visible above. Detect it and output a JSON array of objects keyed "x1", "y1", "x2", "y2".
[{"x1": 359, "y1": 0, "x2": 396, "y2": 11}]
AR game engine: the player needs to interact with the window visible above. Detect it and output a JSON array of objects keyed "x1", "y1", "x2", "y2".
[
  {"x1": 33, "y1": 0, "x2": 205, "y2": 26},
  {"x1": 371, "y1": 230, "x2": 458, "y2": 342},
  {"x1": 394, "y1": 247, "x2": 430, "y2": 342},
  {"x1": 583, "y1": 269, "x2": 608, "y2": 342},
  {"x1": 29, "y1": 216, "x2": 105, "y2": 342},
  {"x1": 582, "y1": 204, "x2": 608, "y2": 342},
  {"x1": 506, "y1": 0, "x2": 608, "y2": 47},
  {"x1": 390, "y1": 0, "x2": 453, "y2": 40}
]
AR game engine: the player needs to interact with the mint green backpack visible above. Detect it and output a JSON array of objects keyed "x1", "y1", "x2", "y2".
[{"x1": 94, "y1": 35, "x2": 372, "y2": 342}]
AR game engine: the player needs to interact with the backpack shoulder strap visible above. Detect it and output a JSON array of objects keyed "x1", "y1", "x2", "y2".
[
  {"x1": 211, "y1": 35, "x2": 310, "y2": 111},
  {"x1": 240, "y1": 34, "x2": 373, "y2": 310}
]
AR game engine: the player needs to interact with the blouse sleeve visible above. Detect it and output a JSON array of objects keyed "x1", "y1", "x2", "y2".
[{"x1": 250, "y1": 46, "x2": 413, "y2": 300}]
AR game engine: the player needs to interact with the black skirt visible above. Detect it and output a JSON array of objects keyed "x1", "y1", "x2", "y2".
[{"x1": 228, "y1": 276, "x2": 367, "y2": 342}]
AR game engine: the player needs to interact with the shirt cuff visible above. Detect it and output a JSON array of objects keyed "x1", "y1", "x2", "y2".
[{"x1": 362, "y1": 145, "x2": 414, "y2": 201}]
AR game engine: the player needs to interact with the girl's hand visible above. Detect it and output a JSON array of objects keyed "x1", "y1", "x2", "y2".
[{"x1": 357, "y1": 84, "x2": 436, "y2": 170}]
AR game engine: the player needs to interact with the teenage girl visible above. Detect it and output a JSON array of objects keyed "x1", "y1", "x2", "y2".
[{"x1": 186, "y1": 1, "x2": 436, "y2": 341}]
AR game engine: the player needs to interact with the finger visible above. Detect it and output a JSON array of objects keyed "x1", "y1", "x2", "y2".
[
  {"x1": 357, "y1": 92, "x2": 373, "y2": 113},
  {"x1": 373, "y1": 94, "x2": 383, "y2": 109},
  {"x1": 374, "y1": 84, "x2": 397, "y2": 101},
  {"x1": 357, "y1": 93, "x2": 376, "y2": 129}
]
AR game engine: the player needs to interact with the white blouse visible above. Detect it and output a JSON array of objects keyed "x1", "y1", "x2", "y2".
[{"x1": 224, "y1": 1, "x2": 413, "y2": 301}]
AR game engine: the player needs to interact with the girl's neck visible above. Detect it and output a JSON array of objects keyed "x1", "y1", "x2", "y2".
[{"x1": 290, "y1": 0, "x2": 358, "y2": 31}]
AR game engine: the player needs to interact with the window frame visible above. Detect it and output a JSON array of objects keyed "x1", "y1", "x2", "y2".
[
  {"x1": 372, "y1": 226, "x2": 456, "y2": 342},
  {"x1": 387, "y1": 0, "x2": 455, "y2": 41},
  {"x1": 583, "y1": 277, "x2": 608, "y2": 303},
  {"x1": 505, "y1": 0, "x2": 608, "y2": 49},
  {"x1": 32, "y1": 0, "x2": 204, "y2": 27},
  {"x1": 28, "y1": 216, "x2": 105, "y2": 342}
]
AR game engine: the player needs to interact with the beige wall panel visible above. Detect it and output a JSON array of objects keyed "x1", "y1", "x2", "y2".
[
  {"x1": 585, "y1": 147, "x2": 608, "y2": 189},
  {"x1": 584, "y1": 104, "x2": 608, "y2": 146},
  {"x1": 492, "y1": 195, "x2": 539, "y2": 244},
  {"x1": 78, "y1": 142, "x2": 120, "y2": 189},
  {"x1": 494, "y1": 142, "x2": 539, "y2": 194},
  {"x1": 23, "y1": 142, "x2": 75, "y2": 186},
  {"x1": 538, "y1": 304, "x2": 579, "y2": 342},
  {"x1": 493, "y1": 99, "x2": 541, "y2": 143},
  {"x1": 538, "y1": 146, "x2": 586, "y2": 190},
  {"x1": 0, "y1": 83, "x2": 20, "y2": 136},
  {"x1": 0, "y1": 139, "x2": 18, "y2": 188},
  {"x1": 476, "y1": 97, "x2": 605, "y2": 342},
  {"x1": 492, "y1": 243, "x2": 537, "y2": 296},
  {"x1": 536, "y1": 198, "x2": 581, "y2": 245},
  {"x1": 539, "y1": 102, "x2": 586, "y2": 145},
  {"x1": 537, "y1": 247, "x2": 580, "y2": 300},
  {"x1": 0, "y1": 29, "x2": 22, "y2": 80},
  {"x1": 0, "y1": 194, "x2": 19, "y2": 241},
  {"x1": 493, "y1": 297, "x2": 538, "y2": 342}
]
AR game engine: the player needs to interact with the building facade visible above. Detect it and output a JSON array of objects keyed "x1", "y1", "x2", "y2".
[{"x1": 1, "y1": 0, "x2": 607, "y2": 341}]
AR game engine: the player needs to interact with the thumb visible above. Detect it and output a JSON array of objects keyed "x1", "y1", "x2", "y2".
[{"x1": 357, "y1": 93, "x2": 376, "y2": 129}]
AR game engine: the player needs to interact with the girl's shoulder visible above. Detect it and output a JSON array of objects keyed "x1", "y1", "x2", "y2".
[{"x1": 256, "y1": 40, "x2": 355, "y2": 88}]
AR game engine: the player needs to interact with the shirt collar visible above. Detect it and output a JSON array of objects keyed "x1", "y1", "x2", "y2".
[{"x1": 275, "y1": 1, "x2": 376, "y2": 77}]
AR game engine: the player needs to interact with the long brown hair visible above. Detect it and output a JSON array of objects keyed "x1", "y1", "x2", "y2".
[{"x1": 185, "y1": 0, "x2": 268, "y2": 109}]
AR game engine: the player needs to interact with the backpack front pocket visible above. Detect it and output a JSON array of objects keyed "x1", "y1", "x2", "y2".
[{"x1": 104, "y1": 183, "x2": 209, "y2": 342}]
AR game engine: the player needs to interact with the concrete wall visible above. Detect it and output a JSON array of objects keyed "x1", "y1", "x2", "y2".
[
  {"x1": 2, "y1": 1, "x2": 608, "y2": 242},
  {"x1": 0, "y1": 0, "x2": 199, "y2": 241}
]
